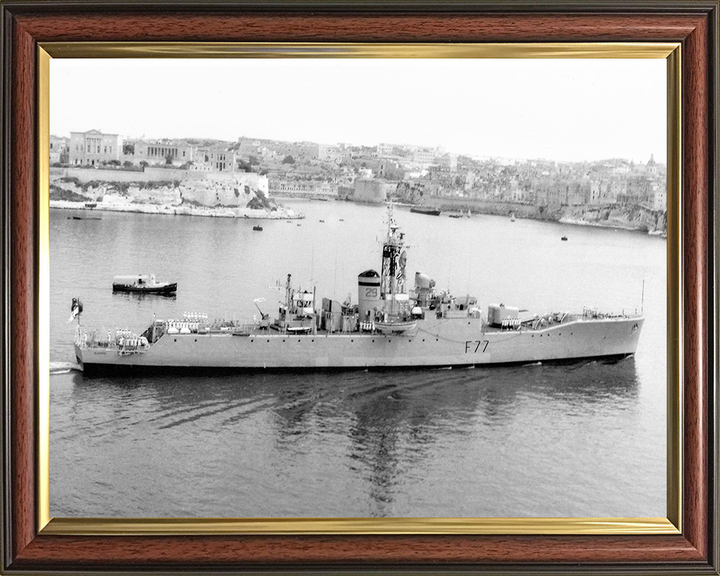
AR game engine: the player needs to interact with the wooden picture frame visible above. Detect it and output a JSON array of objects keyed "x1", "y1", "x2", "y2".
[{"x1": 1, "y1": 1, "x2": 717, "y2": 573}]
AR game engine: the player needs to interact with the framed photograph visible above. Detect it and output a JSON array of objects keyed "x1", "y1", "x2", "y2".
[{"x1": 1, "y1": 1, "x2": 717, "y2": 574}]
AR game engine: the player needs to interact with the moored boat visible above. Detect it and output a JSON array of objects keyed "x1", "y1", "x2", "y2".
[
  {"x1": 410, "y1": 206, "x2": 441, "y2": 216},
  {"x1": 112, "y1": 274, "x2": 177, "y2": 295}
]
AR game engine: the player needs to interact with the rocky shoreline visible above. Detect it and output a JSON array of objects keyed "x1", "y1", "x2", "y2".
[
  {"x1": 50, "y1": 200, "x2": 304, "y2": 220},
  {"x1": 556, "y1": 215, "x2": 666, "y2": 235},
  {"x1": 420, "y1": 198, "x2": 667, "y2": 236}
]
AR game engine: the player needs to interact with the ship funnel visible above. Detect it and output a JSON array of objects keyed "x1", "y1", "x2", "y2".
[{"x1": 358, "y1": 270, "x2": 381, "y2": 320}]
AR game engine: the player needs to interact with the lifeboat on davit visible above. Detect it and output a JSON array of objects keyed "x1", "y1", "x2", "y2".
[{"x1": 374, "y1": 319, "x2": 417, "y2": 335}]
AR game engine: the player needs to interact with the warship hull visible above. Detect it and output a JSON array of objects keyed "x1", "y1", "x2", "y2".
[{"x1": 76, "y1": 315, "x2": 643, "y2": 374}]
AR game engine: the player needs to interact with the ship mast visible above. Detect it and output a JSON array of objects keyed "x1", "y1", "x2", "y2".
[
  {"x1": 285, "y1": 274, "x2": 293, "y2": 320},
  {"x1": 380, "y1": 204, "x2": 408, "y2": 316}
]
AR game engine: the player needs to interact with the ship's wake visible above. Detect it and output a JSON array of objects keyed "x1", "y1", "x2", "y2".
[{"x1": 49, "y1": 361, "x2": 82, "y2": 375}]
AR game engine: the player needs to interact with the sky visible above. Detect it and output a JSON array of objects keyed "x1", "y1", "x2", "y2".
[{"x1": 50, "y1": 58, "x2": 666, "y2": 163}]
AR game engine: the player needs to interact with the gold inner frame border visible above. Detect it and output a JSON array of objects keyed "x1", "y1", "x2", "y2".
[{"x1": 36, "y1": 41, "x2": 682, "y2": 536}]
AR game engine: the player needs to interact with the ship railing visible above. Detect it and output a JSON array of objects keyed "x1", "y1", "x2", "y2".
[
  {"x1": 582, "y1": 307, "x2": 643, "y2": 320},
  {"x1": 205, "y1": 319, "x2": 263, "y2": 335},
  {"x1": 78, "y1": 327, "x2": 151, "y2": 352},
  {"x1": 227, "y1": 323, "x2": 260, "y2": 335},
  {"x1": 78, "y1": 329, "x2": 118, "y2": 349},
  {"x1": 500, "y1": 318, "x2": 522, "y2": 330},
  {"x1": 527, "y1": 311, "x2": 576, "y2": 330},
  {"x1": 524, "y1": 308, "x2": 642, "y2": 332}
]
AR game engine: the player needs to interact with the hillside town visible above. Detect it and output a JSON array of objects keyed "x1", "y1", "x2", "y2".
[{"x1": 49, "y1": 129, "x2": 667, "y2": 231}]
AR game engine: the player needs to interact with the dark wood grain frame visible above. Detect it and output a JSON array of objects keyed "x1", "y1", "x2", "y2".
[{"x1": 1, "y1": 1, "x2": 718, "y2": 574}]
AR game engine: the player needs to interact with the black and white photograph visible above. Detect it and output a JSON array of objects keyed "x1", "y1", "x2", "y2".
[{"x1": 48, "y1": 57, "x2": 667, "y2": 519}]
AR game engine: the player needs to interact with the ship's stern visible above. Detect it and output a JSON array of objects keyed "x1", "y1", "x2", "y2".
[{"x1": 73, "y1": 342, "x2": 84, "y2": 369}]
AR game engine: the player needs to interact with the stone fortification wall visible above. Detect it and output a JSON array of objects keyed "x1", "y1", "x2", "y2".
[
  {"x1": 51, "y1": 167, "x2": 148, "y2": 183},
  {"x1": 51, "y1": 167, "x2": 268, "y2": 192},
  {"x1": 353, "y1": 179, "x2": 393, "y2": 204}
]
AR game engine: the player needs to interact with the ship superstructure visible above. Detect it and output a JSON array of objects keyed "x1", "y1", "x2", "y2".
[{"x1": 74, "y1": 206, "x2": 644, "y2": 373}]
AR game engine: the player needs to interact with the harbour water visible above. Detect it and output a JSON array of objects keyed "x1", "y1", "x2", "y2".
[{"x1": 49, "y1": 201, "x2": 667, "y2": 518}]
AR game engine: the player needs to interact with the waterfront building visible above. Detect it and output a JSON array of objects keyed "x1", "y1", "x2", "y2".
[
  {"x1": 129, "y1": 140, "x2": 196, "y2": 166},
  {"x1": 588, "y1": 180, "x2": 602, "y2": 204},
  {"x1": 464, "y1": 171, "x2": 477, "y2": 192},
  {"x1": 376, "y1": 143, "x2": 397, "y2": 156},
  {"x1": 375, "y1": 159, "x2": 404, "y2": 180},
  {"x1": 188, "y1": 163, "x2": 214, "y2": 172},
  {"x1": 618, "y1": 176, "x2": 655, "y2": 206},
  {"x1": 412, "y1": 148, "x2": 437, "y2": 165},
  {"x1": 235, "y1": 138, "x2": 266, "y2": 157},
  {"x1": 546, "y1": 180, "x2": 570, "y2": 207},
  {"x1": 435, "y1": 154, "x2": 458, "y2": 171},
  {"x1": 318, "y1": 144, "x2": 343, "y2": 163},
  {"x1": 196, "y1": 147, "x2": 237, "y2": 172},
  {"x1": 590, "y1": 178, "x2": 626, "y2": 205},
  {"x1": 69, "y1": 129, "x2": 123, "y2": 166},
  {"x1": 567, "y1": 180, "x2": 593, "y2": 206},
  {"x1": 236, "y1": 137, "x2": 319, "y2": 161},
  {"x1": 645, "y1": 154, "x2": 659, "y2": 176},
  {"x1": 652, "y1": 185, "x2": 667, "y2": 211},
  {"x1": 507, "y1": 179, "x2": 530, "y2": 203},
  {"x1": 50, "y1": 135, "x2": 69, "y2": 164},
  {"x1": 281, "y1": 141, "x2": 320, "y2": 160},
  {"x1": 530, "y1": 177, "x2": 553, "y2": 206}
]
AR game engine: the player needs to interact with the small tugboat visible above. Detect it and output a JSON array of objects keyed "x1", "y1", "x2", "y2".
[
  {"x1": 252, "y1": 225, "x2": 263, "y2": 231},
  {"x1": 561, "y1": 236, "x2": 568, "y2": 241},
  {"x1": 112, "y1": 274, "x2": 177, "y2": 295},
  {"x1": 410, "y1": 206, "x2": 441, "y2": 216}
]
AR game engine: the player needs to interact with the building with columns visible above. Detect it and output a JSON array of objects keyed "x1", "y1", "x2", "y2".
[{"x1": 68, "y1": 129, "x2": 123, "y2": 166}]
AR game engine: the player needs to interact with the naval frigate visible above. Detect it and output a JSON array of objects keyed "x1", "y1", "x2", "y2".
[{"x1": 74, "y1": 206, "x2": 644, "y2": 374}]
